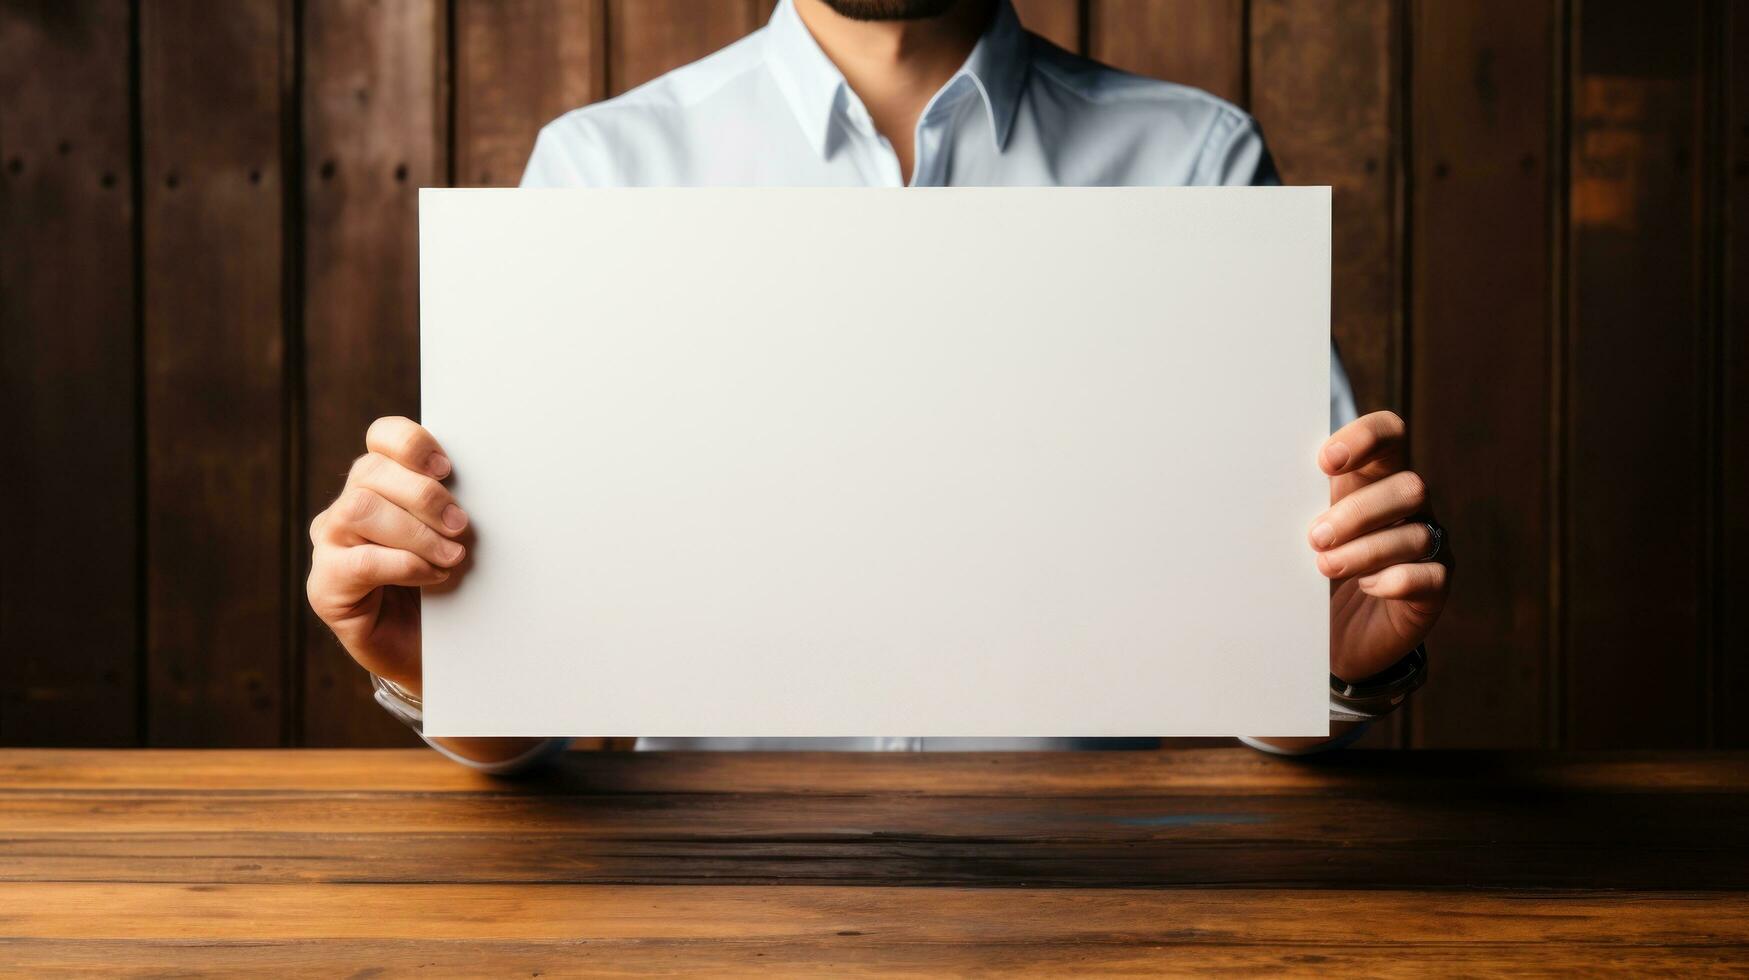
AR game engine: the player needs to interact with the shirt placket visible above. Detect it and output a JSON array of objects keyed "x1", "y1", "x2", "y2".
[
  {"x1": 911, "y1": 77, "x2": 974, "y2": 187},
  {"x1": 838, "y1": 91, "x2": 905, "y2": 188},
  {"x1": 839, "y1": 78, "x2": 972, "y2": 188},
  {"x1": 911, "y1": 93, "x2": 961, "y2": 187}
]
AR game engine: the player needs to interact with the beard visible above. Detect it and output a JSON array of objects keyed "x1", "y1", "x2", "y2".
[{"x1": 819, "y1": 0, "x2": 959, "y2": 20}]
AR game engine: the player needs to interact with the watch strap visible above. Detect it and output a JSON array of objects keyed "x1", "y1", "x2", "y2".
[{"x1": 1329, "y1": 644, "x2": 1428, "y2": 722}]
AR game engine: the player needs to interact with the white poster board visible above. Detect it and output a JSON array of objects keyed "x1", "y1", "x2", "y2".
[{"x1": 419, "y1": 187, "x2": 1330, "y2": 738}]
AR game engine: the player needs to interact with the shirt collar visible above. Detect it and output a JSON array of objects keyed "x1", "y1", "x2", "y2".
[{"x1": 764, "y1": 0, "x2": 1030, "y2": 158}]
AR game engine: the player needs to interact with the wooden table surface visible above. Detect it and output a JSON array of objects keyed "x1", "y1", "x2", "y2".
[{"x1": 1, "y1": 748, "x2": 1746, "y2": 976}]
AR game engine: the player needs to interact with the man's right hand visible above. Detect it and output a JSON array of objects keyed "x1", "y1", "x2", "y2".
[{"x1": 306, "y1": 416, "x2": 468, "y2": 695}]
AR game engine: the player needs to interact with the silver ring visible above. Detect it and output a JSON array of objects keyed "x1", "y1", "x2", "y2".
[{"x1": 1419, "y1": 521, "x2": 1445, "y2": 563}]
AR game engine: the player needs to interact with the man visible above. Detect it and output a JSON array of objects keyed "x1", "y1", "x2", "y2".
[{"x1": 307, "y1": 0, "x2": 1451, "y2": 771}]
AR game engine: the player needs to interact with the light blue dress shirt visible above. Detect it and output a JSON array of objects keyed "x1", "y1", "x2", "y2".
[{"x1": 506, "y1": 0, "x2": 1360, "y2": 755}]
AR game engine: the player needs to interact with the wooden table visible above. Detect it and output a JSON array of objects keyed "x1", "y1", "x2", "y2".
[{"x1": 1, "y1": 748, "x2": 1746, "y2": 976}]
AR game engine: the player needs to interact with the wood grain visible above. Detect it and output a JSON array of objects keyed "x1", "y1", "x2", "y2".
[
  {"x1": 1088, "y1": 0, "x2": 1245, "y2": 104},
  {"x1": 454, "y1": 0, "x2": 605, "y2": 188},
  {"x1": 1249, "y1": 0, "x2": 1400, "y2": 414},
  {"x1": 0, "y1": 748, "x2": 1746, "y2": 975},
  {"x1": 1566, "y1": 0, "x2": 1710, "y2": 747},
  {"x1": 10, "y1": 787, "x2": 1746, "y2": 842},
  {"x1": 5, "y1": 883, "x2": 1745, "y2": 944},
  {"x1": 1, "y1": 749, "x2": 1746, "y2": 890},
  {"x1": 607, "y1": 0, "x2": 763, "y2": 97},
  {"x1": 1407, "y1": 0, "x2": 1558, "y2": 748},
  {"x1": 0, "y1": 0, "x2": 138, "y2": 744},
  {"x1": 2, "y1": 747, "x2": 1744, "y2": 793},
  {"x1": 139, "y1": 0, "x2": 289, "y2": 746},
  {"x1": 7, "y1": 938, "x2": 1746, "y2": 979},
  {"x1": 1724, "y1": 0, "x2": 1749, "y2": 748},
  {"x1": 297, "y1": 0, "x2": 446, "y2": 747},
  {"x1": 12, "y1": 833, "x2": 1749, "y2": 890}
]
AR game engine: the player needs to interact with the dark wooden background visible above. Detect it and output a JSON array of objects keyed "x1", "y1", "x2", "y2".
[{"x1": 2, "y1": 0, "x2": 1743, "y2": 750}]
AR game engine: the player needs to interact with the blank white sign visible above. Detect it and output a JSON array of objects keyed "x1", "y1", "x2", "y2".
[{"x1": 419, "y1": 187, "x2": 1330, "y2": 739}]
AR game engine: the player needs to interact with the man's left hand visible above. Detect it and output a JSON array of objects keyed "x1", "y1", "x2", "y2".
[{"x1": 1309, "y1": 410, "x2": 1451, "y2": 682}]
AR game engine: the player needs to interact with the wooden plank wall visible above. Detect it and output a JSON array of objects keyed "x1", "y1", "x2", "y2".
[
  {"x1": 138, "y1": 1, "x2": 290, "y2": 746},
  {"x1": 1566, "y1": 0, "x2": 1711, "y2": 747},
  {"x1": 1724, "y1": 0, "x2": 1749, "y2": 749},
  {"x1": 0, "y1": 0, "x2": 138, "y2": 745},
  {"x1": 1407, "y1": 0, "x2": 1557, "y2": 748},
  {"x1": 0, "y1": 0, "x2": 1742, "y2": 750},
  {"x1": 299, "y1": 0, "x2": 445, "y2": 746}
]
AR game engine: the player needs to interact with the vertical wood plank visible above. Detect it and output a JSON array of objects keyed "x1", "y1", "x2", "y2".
[
  {"x1": 1011, "y1": 0, "x2": 1082, "y2": 52},
  {"x1": 299, "y1": 0, "x2": 445, "y2": 746},
  {"x1": 1249, "y1": 0, "x2": 1404, "y2": 747},
  {"x1": 1715, "y1": 0, "x2": 1747, "y2": 747},
  {"x1": 1088, "y1": 0, "x2": 1244, "y2": 105},
  {"x1": 140, "y1": 0, "x2": 288, "y2": 746},
  {"x1": 1249, "y1": 1, "x2": 1401, "y2": 425},
  {"x1": 607, "y1": 0, "x2": 763, "y2": 97},
  {"x1": 454, "y1": 0, "x2": 605, "y2": 188},
  {"x1": 0, "y1": 0, "x2": 139, "y2": 744},
  {"x1": 1567, "y1": 0, "x2": 1708, "y2": 747},
  {"x1": 1405, "y1": 0, "x2": 1558, "y2": 748}
]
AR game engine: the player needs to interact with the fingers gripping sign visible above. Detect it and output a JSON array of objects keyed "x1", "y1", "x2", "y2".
[
  {"x1": 1307, "y1": 411, "x2": 1451, "y2": 683},
  {"x1": 307, "y1": 417, "x2": 468, "y2": 690}
]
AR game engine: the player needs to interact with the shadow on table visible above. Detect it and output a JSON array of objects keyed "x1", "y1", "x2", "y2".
[{"x1": 428, "y1": 749, "x2": 1749, "y2": 890}]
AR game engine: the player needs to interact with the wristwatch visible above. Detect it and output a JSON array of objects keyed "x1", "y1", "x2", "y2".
[
  {"x1": 1329, "y1": 645, "x2": 1427, "y2": 723},
  {"x1": 371, "y1": 672, "x2": 573, "y2": 774},
  {"x1": 371, "y1": 673, "x2": 426, "y2": 733}
]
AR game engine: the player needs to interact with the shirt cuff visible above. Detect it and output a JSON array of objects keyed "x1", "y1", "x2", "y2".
[
  {"x1": 1236, "y1": 723, "x2": 1371, "y2": 757},
  {"x1": 421, "y1": 734, "x2": 573, "y2": 776}
]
